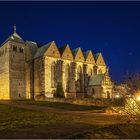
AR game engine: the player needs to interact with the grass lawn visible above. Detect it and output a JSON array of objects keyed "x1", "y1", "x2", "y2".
[
  {"x1": 0, "y1": 101, "x2": 140, "y2": 139},
  {"x1": 15, "y1": 100, "x2": 107, "y2": 111},
  {"x1": 0, "y1": 104, "x2": 93, "y2": 138}
]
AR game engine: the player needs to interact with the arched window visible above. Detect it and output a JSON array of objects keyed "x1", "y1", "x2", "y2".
[
  {"x1": 76, "y1": 65, "x2": 82, "y2": 92},
  {"x1": 93, "y1": 66, "x2": 97, "y2": 75},
  {"x1": 5, "y1": 48, "x2": 7, "y2": 53},
  {"x1": 98, "y1": 69, "x2": 102, "y2": 74},
  {"x1": 13, "y1": 45, "x2": 17, "y2": 52},
  {"x1": 65, "y1": 64, "x2": 70, "y2": 92},
  {"x1": 88, "y1": 68, "x2": 92, "y2": 76},
  {"x1": 1, "y1": 49, "x2": 4, "y2": 55},
  {"x1": 77, "y1": 65, "x2": 82, "y2": 80},
  {"x1": 51, "y1": 62, "x2": 56, "y2": 88},
  {"x1": 92, "y1": 88, "x2": 95, "y2": 95},
  {"x1": 19, "y1": 47, "x2": 23, "y2": 53},
  {"x1": 107, "y1": 91, "x2": 110, "y2": 99}
]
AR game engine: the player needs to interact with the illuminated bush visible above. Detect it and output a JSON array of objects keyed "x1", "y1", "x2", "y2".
[{"x1": 123, "y1": 97, "x2": 140, "y2": 121}]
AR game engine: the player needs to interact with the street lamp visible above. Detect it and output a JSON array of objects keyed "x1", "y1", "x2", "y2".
[
  {"x1": 137, "y1": 96, "x2": 140, "y2": 101},
  {"x1": 115, "y1": 94, "x2": 120, "y2": 98}
]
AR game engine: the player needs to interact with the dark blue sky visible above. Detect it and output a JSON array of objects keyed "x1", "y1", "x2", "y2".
[{"x1": 0, "y1": 1, "x2": 140, "y2": 82}]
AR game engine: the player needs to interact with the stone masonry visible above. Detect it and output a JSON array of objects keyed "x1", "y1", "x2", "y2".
[{"x1": 0, "y1": 26, "x2": 113, "y2": 100}]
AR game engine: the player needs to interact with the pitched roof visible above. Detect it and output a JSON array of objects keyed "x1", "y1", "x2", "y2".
[
  {"x1": 26, "y1": 41, "x2": 38, "y2": 57},
  {"x1": 59, "y1": 45, "x2": 67, "y2": 55},
  {"x1": 1, "y1": 32, "x2": 25, "y2": 47},
  {"x1": 88, "y1": 74, "x2": 104, "y2": 86},
  {"x1": 34, "y1": 41, "x2": 53, "y2": 59},
  {"x1": 94, "y1": 53, "x2": 101, "y2": 61},
  {"x1": 72, "y1": 47, "x2": 80, "y2": 58},
  {"x1": 84, "y1": 50, "x2": 90, "y2": 60}
]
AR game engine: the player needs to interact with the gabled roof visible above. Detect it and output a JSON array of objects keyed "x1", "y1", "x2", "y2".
[
  {"x1": 94, "y1": 52, "x2": 106, "y2": 66},
  {"x1": 84, "y1": 50, "x2": 90, "y2": 60},
  {"x1": 34, "y1": 41, "x2": 53, "y2": 59},
  {"x1": 59, "y1": 44, "x2": 73, "y2": 60},
  {"x1": 72, "y1": 47, "x2": 79, "y2": 58},
  {"x1": 88, "y1": 74, "x2": 104, "y2": 86},
  {"x1": 84, "y1": 50, "x2": 95, "y2": 64},
  {"x1": 26, "y1": 41, "x2": 38, "y2": 57},
  {"x1": 94, "y1": 53, "x2": 101, "y2": 61},
  {"x1": 59, "y1": 44, "x2": 67, "y2": 55},
  {"x1": 72, "y1": 47, "x2": 85, "y2": 62},
  {"x1": 1, "y1": 32, "x2": 25, "y2": 47}
]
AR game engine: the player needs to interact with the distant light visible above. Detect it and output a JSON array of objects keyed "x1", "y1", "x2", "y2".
[
  {"x1": 115, "y1": 95, "x2": 120, "y2": 98},
  {"x1": 130, "y1": 99, "x2": 134, "y2": 103},
  {"x1": 137, "y1": 96, "x2": 140, "y2": 101}
]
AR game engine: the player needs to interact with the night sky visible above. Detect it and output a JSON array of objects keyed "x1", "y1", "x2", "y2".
[{"x1": 0, "y1": 1, "x2": 140, "y2": 82}]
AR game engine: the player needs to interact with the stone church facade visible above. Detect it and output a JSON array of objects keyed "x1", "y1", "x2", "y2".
[{"x1": 0, "y1": 26, "x2": 113, "y2": 100}]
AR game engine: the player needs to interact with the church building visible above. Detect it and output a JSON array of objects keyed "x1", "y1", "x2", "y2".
[{"x1": 0, "y1": 26, "x2": 113, "y2": 100}]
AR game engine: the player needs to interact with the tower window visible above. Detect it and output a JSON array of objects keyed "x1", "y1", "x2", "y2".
[
  {"x1": 5, "y1": 48, "x2": 7, "y2": 53},
  {"x1": 19, "y1": 47, "x2": 23, "y2": 53},
  {"x1": 51, "y1": 62, "x2": 56, "y2": 88},
  {"x1": 88, "y1": 68, "x2": 92, "y2": 76},
  {"x1": 1, "y1": 50, "x2": 4, "y2": 55},
  {"x1": 92, "y1": 88, "x2": 95, "y2": 95},
  {"x1": 13, "y1": 45, "x2": 17, "y2": 52}
]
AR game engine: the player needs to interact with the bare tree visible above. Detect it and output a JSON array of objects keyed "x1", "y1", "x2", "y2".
[
  {"x1": 114, "y1": 84, "x2": 130, "y2": 97},
  {"x1": 123, "y1": 73, "x2": 140, "y2": 94}
]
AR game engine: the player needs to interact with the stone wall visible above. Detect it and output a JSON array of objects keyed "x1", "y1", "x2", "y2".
[
  {"x1": 87, "y1": 85, "x2": 102, "y2": 98},
  {"x1": 102, "y1": 85, "x2": 113, "y2": 98},
  {"x1": 62, "y1": 60, "x2": 71, "y2": 92},
  {"x1": 25, "y1": 61, "x2": 34, "y2": 99},
  {"x1": 34, "y1": 55, "x2": 104, "y2": 99},
  {"x1": 26, "y1": 41, "x2": 109, "y2": 100},
  {"x1": 0, "y1": 42, "x2": 10, "y2": 99},
  {"x1": 68, "y1": 62, "x2": 76, "y2": 96},
  {"x1": 0, "y1": 30, "x2": 112, "y2": 100},
  {"x1": 44, "y1": 56, "x2": 61, "y2": 97},
  {"x1": 34, "y1": 58, "x2": 42, "y2": 97},
  {"x1": 9, "y1": 41, "x2": 26, "y2": 99},
  {"x1": 25, "y1": 62, "x2": 31, "y2": 99},
  {"x1": 33, "y1": 54, "x2": 108, "y2": 99},
  {"x1": 35, "y1": 97, "x2": 113, "y2": 106},
  {"x1": 97, "y1": 65, "x2": 106, "y2": 74}
]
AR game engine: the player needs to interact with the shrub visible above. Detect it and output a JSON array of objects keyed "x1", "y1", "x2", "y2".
[
  {"x1": 54, "y1": 82, "x2": 64, "y2": 98},
  {"x1": 35, "y1": 93, "x2": 45, "y2": 100},
  {"x1": 113, "y1": 98, "x2": 125, "y2": 106}
]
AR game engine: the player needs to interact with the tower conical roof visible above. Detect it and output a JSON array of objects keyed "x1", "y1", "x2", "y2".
[
  {"x1": 1, "y1": 25, "x2": 25, "y2": 47},
  {"x1": 5, "y1": 32, "x2": 25, "y2": 43}
]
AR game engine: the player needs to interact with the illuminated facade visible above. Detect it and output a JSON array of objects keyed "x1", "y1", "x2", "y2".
[{"x1": 0, "y1": 26, "x2": 113, "y2": 99}]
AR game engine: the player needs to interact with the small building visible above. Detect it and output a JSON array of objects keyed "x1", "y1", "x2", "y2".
[{"x1": 87, "y1": 69, "x2": 113, "y2": 99}]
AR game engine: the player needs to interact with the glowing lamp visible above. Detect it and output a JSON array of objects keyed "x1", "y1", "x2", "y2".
[
  {"x1": 137, "y1": 96, "x2": 140, "y2": 101},
  {"x1": 128, "y1": 95, "x2": 131, "y2": 97},
  {"x1": 115, "y1": 95, "x2": 120, "y2": 98}
]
